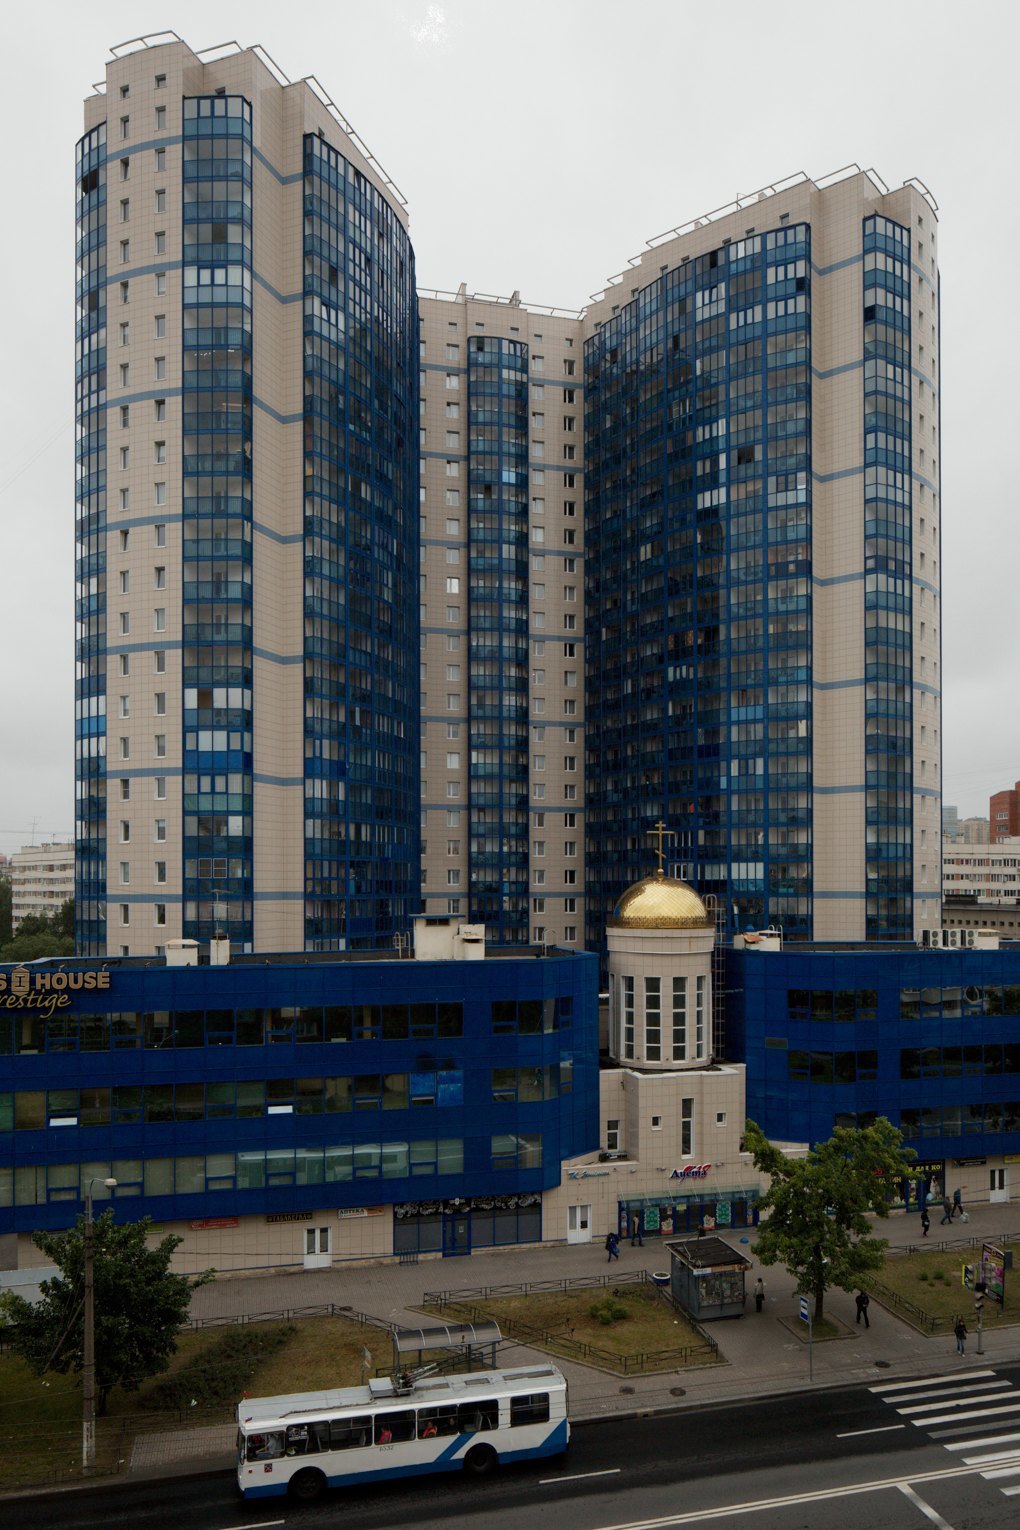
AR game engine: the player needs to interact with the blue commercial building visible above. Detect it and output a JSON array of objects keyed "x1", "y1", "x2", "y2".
[
  {"x1": 726, "y1": 939, "x2": 1020, "y2": 1205},
  {"x1": 0, "y1": 940, "x2": 598, "y2": 1271}
]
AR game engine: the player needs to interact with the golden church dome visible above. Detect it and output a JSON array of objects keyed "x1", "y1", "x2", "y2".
[{"x1": 608, "y1": 870, "x2": 712, "y2": 929}]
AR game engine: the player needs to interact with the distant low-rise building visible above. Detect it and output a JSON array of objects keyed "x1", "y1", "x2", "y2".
[
  {"x1": 10, "y1": 844, "x2": 74, "y2": 929},
  {"x1": 991, "y1": 784, "x2": 1020, "y2": 843},
  {"x1": 943, "y1": 839, "x2": 1020, "y2": 904}
]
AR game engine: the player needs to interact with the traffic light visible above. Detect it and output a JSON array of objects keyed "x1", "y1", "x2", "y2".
[{"x1": 975, "y1": 1279, "x2": 987, "y2": 1316}]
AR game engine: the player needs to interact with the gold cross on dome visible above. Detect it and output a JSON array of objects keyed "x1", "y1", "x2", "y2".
[{"x1": 648, "y1": 820, "x2": 675, "y2": 875}]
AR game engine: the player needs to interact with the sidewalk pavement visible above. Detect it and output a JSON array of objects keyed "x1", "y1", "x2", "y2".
[{"x1": 129, "y1": 1198, "x2": 1020, "y2": 1477}]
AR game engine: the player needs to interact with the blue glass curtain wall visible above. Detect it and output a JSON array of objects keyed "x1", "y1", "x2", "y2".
[
  {"x1": 863, "y1": 215, "x2": 913, "y2": 940},
  {"x1": 467, "y1": 336, "x2": 530, "y2": 942},
  {"x1": 74, "y1": 122, "x2": 108, "y2": 954},
  {"x1": 181, "y1": 95, "x2": 255, "y2": 949},
  {"x1": 585, "y1": 227, "x2": 813, "y2": 947},
  {"x1": 302, "y1": 134, "x2": 420, "y2": 950}
]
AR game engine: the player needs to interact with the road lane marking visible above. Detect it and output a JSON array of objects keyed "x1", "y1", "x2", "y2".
[
  {"x1": 540, "y1": 1467, "x2": 622, "y2": 1485},
  {"x1": 871, "y1": 1370, "x2": 995, "y2": 1392},
  {"x1": 836, "y1": 1424, "x2": 907, "y2": 1438},
  {"x1": 908, "y1": 1401, "x2": 1020, "y2": 1426},
  {"x1": 1003, "y1": 1484, "x2": 1020, "y2": 1495},
  {"x1": 897, "y1": 1482, "x2": 955, "y2": 1530},
  {"x1": 979, "y1": 1463, "x2": 1020, "y2": 1480},
  {"x1": 889, "y1": 1381, "x2": 1012, "y2": 1404},
  {"x1": 219, "y1": 1522, "x2": 286, "y2": 1530},
  {"x1": 946, "y1": 1432, "x2": 1020, "y2": 1452},
  {"x1": 584, "y1": 1461, "x2": 1007, "y2": 1527}
]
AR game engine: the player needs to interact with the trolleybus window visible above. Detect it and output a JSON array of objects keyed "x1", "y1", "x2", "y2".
[
  {"x1": 510, "y1": 1393, "x2": 550, "y2": 1427},
  {"x1": 375, "y1": 1410, "x2": 416, "y2": 1444}
]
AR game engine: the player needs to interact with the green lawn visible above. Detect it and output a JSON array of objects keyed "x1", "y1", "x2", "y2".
[
  {"x1": 431, "y1": 1287, "x2": 716, "y2": 1372},
  {"x1": 0, "y1": 1314, "x2": 381, "y2": 1490},
  {"x1": 871, "y1": 1241, "x2": 1020, "y2": 1328}
]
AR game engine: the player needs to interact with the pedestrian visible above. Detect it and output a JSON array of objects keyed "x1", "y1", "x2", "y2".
[
  {"x1": 630, "y1": 1212, "x2": 643, "y2": 1247},
  {"x1": 940, "y1": 1195, "x2": 953, "y2": 1225},
  {"x1": 952, "y1": 1187, "x2": 963, "y2": 1219},
  {"x1": 920, "y1": 1206, "x2": 930, "y2": 1238},
  {"x1": 604, "y1": 1231, "x2": 620, "y2": 1262},
  {"x1": 954, "y1": 1316, "x2": 968, "y2": 1356},
  {"x1": 855, "y1": 1291, "x2": 870, "y2": 1328},
  {"x1": 754, "y1": 1277, "x2": 765, "y2": 1313}
]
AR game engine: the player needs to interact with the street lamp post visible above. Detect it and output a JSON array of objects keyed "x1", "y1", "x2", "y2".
[{"x1": 82, "y1": 1176, "x2": 117, "y2": 1474}]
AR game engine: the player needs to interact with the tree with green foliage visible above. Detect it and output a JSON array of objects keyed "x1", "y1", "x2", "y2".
[
  {"x1": 0, "y1": 874, "x2": 12, "y2": 946},
  {"x1": 0, "y1": 902, "x2": 75, "y2": 962},
  {"x1": 744, "y1": 1116, "x2": 916, "y2": 1323},
  {"x1": 0, "y1": 1212, "x2": 211, "y2": 1413}
]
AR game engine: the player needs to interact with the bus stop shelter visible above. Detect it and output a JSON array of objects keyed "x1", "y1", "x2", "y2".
[{"x1": 391, "y1": 1320, "x2": 502, "y2": 1371}]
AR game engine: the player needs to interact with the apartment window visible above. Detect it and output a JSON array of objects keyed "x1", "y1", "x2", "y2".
[
  {"x1": 445, "y1": 460, "x2": 459, "y2": 478},
  {"x1": 445, "y1": 752, "x2": 460, "y2": 769},
  {"x1": 445, "y1": 344, "x2": 459, "y2": 361},
  {"x1": 154, "y1": 692, "x2": 166, "y2": 716},
  {"x1": 445, "y1": 431, "x2": 460, "y2": 448},
  {"x1": 564, "y1": 841, "x2": 577, "y2": 857},
  {"x1": 563, "y1": 359, "x2": 576, "y2": 376},
  {"x1": 120, "y1": 115, "x2": 130, "y2": 139},
  {"x1": 119, "y1": 612, "x2": 130, "y2": 635},
  {"x1": 564, "y1": 755, "x2": 577, "y2": 771},
  {"x1": 155, "y1": 861, "x2": 167, "y2": 884},
  {"x1": 120, "y1": 904, "x2": 130, "y2": 927},
  {"x1": 118, "y1": 694, "x2": 130, "y2": 719},
  {"x1": 155, "y1": 73, "x2": 166, "y2": 88},
  {"x1": 155, "y1": 819, "x2": 167, "y2": 841},
  {"x1": 445, "y1": 577, "x2": 460, "y2": 594},
  {"x1": 155, "y1": 905, "x2": 167, "y2": 928},
  {"x1": 154, "y1": 777, "x2": 167, "y2": 800},
  {"x1": 120, "y1": 157, "x2": 130, "y2": 181},
  {"x1": 119, "y1": 737, "x2": 130, "y2": 760},
  {"x1": 119, "y1": 861, "x2": 131, "y2": 885},
  {"x1": 154, "y1": 566, "x2": 166, "y2": 589},
  {"x1": 533, "y1": 870, "x2": 546, "y2": 887},
  {"x1": 118, "y1": 653, "x2": 129, "y2": 676},
  {"x1": 155, "y1": 148, "x2": 166, "y2": 172},
  {"x1": 119, "y1": 488, "x2": 130, "y2": 510},
  {"x1": 119, "y1": 570, "x2": 130, "y2": 595},
  {"x1": 120, "y1": 239, "x2": 130, "y2": 263},
  {"x1": 533, "y1": 754, "x2": 546, "y2": 771},
  {"x1": 154, "y1": 356, "x2": 166, "y2": 380},
  {"x1": 120, "y1": 405, "x2": 130, "y2": 429},
  {"x1": 119, "y1": 365, "x2": 129, "y2": 388},
  {"x1": 532, "y1": 354, "x2": 544, "y2": 372},
  {"x1": 606, "y1": 1119, "x2": 620, "y2": 1153},
  {"x1": 446, "y1": 782, "x2": 460, "y2": 798},
  {"x1": 154, "y1": 232, "x2": 166, "y2": 255},
  {"x1": 155, "y1": 106, "x2": 166, "y2": 130},
  {"x1": 119, "y1": 322, "x2": 130, "y2": 349},
  {"x1": 681, "y1": 1098, "x2": 695, "y2": 1157},
  {"x1": 154, "y1": 399, "x2": 166, "y2": 421},
  {"x1": 153, "y1": 650, "x2": 166, "y2": 674},
  {"x1": 445, "y1": 517, "x2": 460, "y2": 534},
  {"x1": 154, "y1": 608, "x2": 166, "y2": 632},
  {"x1": 120, "y1": 820, "x2": 131, "y2": 844},
  {"x1": 154, "y1": 734, "x2": 167, "y2": 758},
  {"x1": 154, "y1": 521, "x2": 166, "y2": 546},
  {"x1": 445, "y1": 606, "x2": 460, "y2": 622},
  {"x1": 445, "y1": 372, "x2": 459, "y2": 390},
  {"x1": 533, "y1": 841, "x2": 546, "y2": 857}
]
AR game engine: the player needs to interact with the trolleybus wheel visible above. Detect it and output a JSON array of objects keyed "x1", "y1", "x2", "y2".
[
  {"x1": 289, "y1": 1467, "x2": 327, "y2": 1502},
  {"x1": 463, "y1": 1443, "x2": 498, "y2": 1477}
]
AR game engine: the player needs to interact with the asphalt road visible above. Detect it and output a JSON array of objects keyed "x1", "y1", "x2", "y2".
[{"x1": 9, "y1": 1364, "x2": 1020, "y2": 1530}]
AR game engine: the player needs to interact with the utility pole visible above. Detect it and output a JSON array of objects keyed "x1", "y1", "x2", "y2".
[
  {"x1": 975, "y1": 1278, "x2": 986, "y2": 1356},
  {"x1": 82, "y1": 1177, "x2": 117, "y2": 1474}
]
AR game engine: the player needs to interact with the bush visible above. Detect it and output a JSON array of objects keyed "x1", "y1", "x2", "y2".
[
  {"x1": 589, "y1": 1297, "x2": 630, "y2": 1326},
  {"x1": 932, "y1": 1268, "x2": 946, "y2": 1283},
  {"x1": 146, "y1": 1324, "x2": 295, "y2": 1411},
  {"x1": 917, "y1": 1271, "x2": 929, "y2": 1282}
]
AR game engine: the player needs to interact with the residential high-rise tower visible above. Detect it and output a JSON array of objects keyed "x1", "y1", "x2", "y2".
[{"x1": 75, "y1": 38, "x2": 420, "y2": 955}]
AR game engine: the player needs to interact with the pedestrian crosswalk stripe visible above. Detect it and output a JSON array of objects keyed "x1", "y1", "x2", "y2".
[
  {"x1": 873, "y1": 1370, "x2": 1020, "y2": 1502},
  {"x1": 891, "y1": 1381, "x2": 1011, "y2": 1406},
  {"x1": 946, "y1": 1432, "x2": 1020, "y2": 1453},
  {"x1": 913, "y1": 1402, "x2": 1020, "y2": 1427},
  {"x1": 870, "y1": 1370, "x2": 996, "y2": 1393},
  {"x1": 897, "y1": 1386, "x2": 1014, "y2": 1414}
]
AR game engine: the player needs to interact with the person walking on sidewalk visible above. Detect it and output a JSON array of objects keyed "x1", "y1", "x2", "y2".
[
  {"x1": 754, "y1": 1277, "x2": 765, "y2": 1313},
  {"x1": 954, "y1": 1315, "x2": 968, "y2": 1355},
  {"x1": 940, "y1": 1195, "x2": 953, "y2": 1225},
  {"x1": 952, "y1": 1186, "x2": 964, "y2": 1218},
  {"x1": 605, "y1": 1232, "x2": 620, "y2": 1262},
  {"x1": 855, "y1": 1291, "x2": 871, "y2": 1328},
  {"x1": 630, "y1": 1213, "x2": 643, "y2": 1247},
  {"x1": 920, "y1": 1206, "x2": 930, "y2": 1237}
]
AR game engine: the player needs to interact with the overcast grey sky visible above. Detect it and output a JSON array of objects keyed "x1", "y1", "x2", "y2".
[{"x1": 0, "y1": 0, "x2": 1015, "y2": 856}]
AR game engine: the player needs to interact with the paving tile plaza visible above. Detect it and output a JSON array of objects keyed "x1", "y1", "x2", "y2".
[{"x1": 125, "y1": 1199, "x2": 1020, "y2": 1476}]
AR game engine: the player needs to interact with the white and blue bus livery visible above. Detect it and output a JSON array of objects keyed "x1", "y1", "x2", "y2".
[{"x1": 236, "y1": 1363, "x2": 569, "y2": 1501}]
